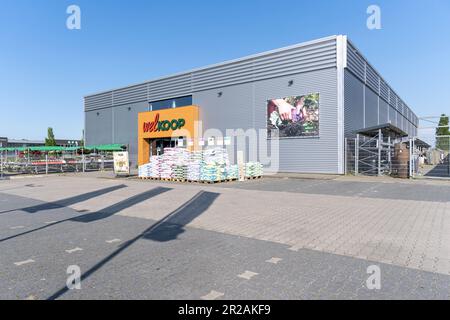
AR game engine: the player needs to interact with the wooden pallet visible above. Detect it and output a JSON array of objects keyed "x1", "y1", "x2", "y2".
[
  {"x1": 140, "y1": 177, "x2": 242, "y2": 183},
  {"x1": 199, "y1": 180, "x2": 223, "y2": 184},
  {"x1": 245, "y1": 176, "x2": 262, "y2": 180},
  {"x1": 139, "y1": 177, "x2": 160, "y2": 180}
]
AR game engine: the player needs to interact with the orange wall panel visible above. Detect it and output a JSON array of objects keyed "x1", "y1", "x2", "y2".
[{"x1": 137, "y1": 106, "x2": 199, "y2": 166}]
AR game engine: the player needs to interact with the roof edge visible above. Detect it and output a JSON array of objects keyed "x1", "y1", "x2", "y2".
[{"x1": 84, "y1": 35, "x2": 340, "y2": 98}]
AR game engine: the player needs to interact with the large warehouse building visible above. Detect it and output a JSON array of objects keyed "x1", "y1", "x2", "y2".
[{"x1": 84, "y1": 35, "x2": 418, "y2": 174}]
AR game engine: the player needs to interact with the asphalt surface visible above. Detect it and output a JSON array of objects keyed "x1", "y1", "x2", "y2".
[
  {"x1": 1, "y1": 189, "x2": 449, "y2": 300},
  {"x1": 215, "y1": 178, "x2": 450, "y2": 203}
]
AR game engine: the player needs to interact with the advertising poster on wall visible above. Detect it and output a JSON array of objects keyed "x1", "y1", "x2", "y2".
[
  {"x1": 267, "y1": 93, "x2": 320, "y2": 138},
  {"x1": 113, "y1": 151, "x2": 130, "y2": 175}
]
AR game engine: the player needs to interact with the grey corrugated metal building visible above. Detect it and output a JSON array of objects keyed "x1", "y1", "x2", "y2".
[{"x1": 84, "y1": 35, "x2": 418, "y2": 174}]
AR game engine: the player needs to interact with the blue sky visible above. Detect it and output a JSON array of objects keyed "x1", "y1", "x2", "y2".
[{"x1": 0, "y1": 0, "x2": 449, "y2": 140}]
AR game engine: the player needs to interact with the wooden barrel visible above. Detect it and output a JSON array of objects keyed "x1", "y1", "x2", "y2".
[{"x1": 392, "y1": 143, "x2": 409, "y2": 178}]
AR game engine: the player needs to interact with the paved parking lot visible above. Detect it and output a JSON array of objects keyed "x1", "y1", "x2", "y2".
[{"x1": 0, "y1": 174, "x2": 449, "y2": 299}]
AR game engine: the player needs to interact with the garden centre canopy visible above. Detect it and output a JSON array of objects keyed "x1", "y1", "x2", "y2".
[
  {"x1": 84, "y1": 144, "x2": 126, "y2": 151},
  {"x1": 0, "y1": 144, "x2": 126, "y2": 152}
]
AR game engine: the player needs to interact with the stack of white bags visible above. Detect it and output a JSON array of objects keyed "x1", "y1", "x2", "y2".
[
  {"x1": 245, "y1": 162, "x2": 264, "y2": 178},
  {"x1": 148, "y1": 155, "x2": 162, "y2": 178},
  {"x1": 138, "y1": 147, "x2": 263, "y2": 181},
  {"x1": 138, "y1": 163, "x2": 151, "y2": 178},
  {"x1": 187, "y1": 151, "x2": 203, "y2": 181}
]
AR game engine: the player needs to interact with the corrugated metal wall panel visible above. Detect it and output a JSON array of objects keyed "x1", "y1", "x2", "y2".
[
  {"x1": 379, "y1": 99, "x2": 389, "y2": 124},
  {"x1": 85, "y1": 92, "x2": 113, "y2": 111},
  {"x1": 256, "y1": 68, "x2": 339, "y2": 173},
  {"x1": 113, "y1": 83, "x2": 148, "y2": 106},
  {"x1": 85, "y1": 108, "x2": 113, "y2": 145},
  {"x1": 193, "y1": 82, "x2": 254, "y2": 133},
  {"x1": 344, "y1": 70, "x2": 364, "y2": 136},
  {"x1": 148, "y1": 74, "x2": 192, "y2": 101},
  {"x1": 112, "y1": 102, "x2": 149, "y2": 167},
  {"x1": 365, "y1": 86, "x2": 379, "y2": 128},
  {"x1": 380, "y1": 80, "x2": 389, "y2": 102},
  {"x1": 193, "y1": 67, "x2": 339, "y2": 174},
  {"x1": 85, "y1": 37, "x2": 337, "y2": 111},
  {"x1": 390, "y1": 92, "x2": 397, "y2": 109},
  {"x1": 347, "y1": 47, "x2": 366, "y2": 80},
  {"x1": 366, "y1": 65, "x2": 379, "y2": 93},
  {"x1": 346, "y1": 40, "x2": 418, "y2": 137}
]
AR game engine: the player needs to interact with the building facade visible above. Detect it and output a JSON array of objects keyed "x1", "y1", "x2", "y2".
[
  {"x1": 84, "y1": 35, "x2": 419, "y2": 174},
  {"x1": 0, "y1": 138, "x2": 82, "y2": 149}
]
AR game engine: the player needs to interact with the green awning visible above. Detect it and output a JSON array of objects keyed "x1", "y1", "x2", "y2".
[
  {"x1": 84, "y1": 144, "x2": 126, "y2": 151},
  {"x1": 28, "y1": 146, "x2": 65, "y2": 152},
  {"x1": 0, "y1": 144, "x2": 125, "y2": 152}
]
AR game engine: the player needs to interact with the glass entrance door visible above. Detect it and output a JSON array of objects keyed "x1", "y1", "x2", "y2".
[{"x1": 149, "y1": 138, "x2": 185, "y2": 159}]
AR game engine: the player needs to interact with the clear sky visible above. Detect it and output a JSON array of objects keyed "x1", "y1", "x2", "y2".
[{"x1": 0, "y1": 0, "x2": 449, "y2": 140}]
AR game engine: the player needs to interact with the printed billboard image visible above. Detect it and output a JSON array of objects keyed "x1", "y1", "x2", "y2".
[{"x1": 267, "y1": 93, "x2": 320, "y2": 138}]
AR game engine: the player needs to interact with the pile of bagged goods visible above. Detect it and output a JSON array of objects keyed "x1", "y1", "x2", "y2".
[
  {"x1": 245, "y1": 162, "x2": 264, "y2": 178},
  {"x1": 138, "y1": 147, "x2": 263, "y2": 183}
]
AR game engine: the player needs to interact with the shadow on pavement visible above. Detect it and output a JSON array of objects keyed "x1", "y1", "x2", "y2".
[
  {"x1": 71, "y1": 187, "x2": 172, "y2": 223},
  {"x1": 0, "y1": 187, "x2": 171, "y2": 243},
  {"x1": 47, "y1": 190, "x2": 220, "y2": 300},
  {"x1": 0, "y1": 184, "x2": 128, "y2": 215},
  {"x1": 144, "y1": 191, "x2": 219, "y2": 242}
]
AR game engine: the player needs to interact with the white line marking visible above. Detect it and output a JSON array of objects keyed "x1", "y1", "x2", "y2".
[
  {"x1": 201, "y1": 290, "x2": 224, "y2": 300},
  {"x1": 288, "y1": 246, "x2": 300, "y2": 252},
  {"x1": 25, "y1": 295, "x2": 37, "y2": 300},
  {"x1": 14, "y1": 259, "x2": 35, "y2": 266},
  {"x1": 65, "y1": 247, "x2": 83, "y2": 254},
  {"x1": 238, "y1": 271, "x2": 259, "y2": 280},
  {"x1": 266, "y1": 257, "x2": 283, "y2": 264},
  {"x1": 106, "y1": 239, "x2": 121, "y2": 244},
  {"x1": 10, "y1": 226, "x2": 25, "y2": 230},
  {"x1": 44, "y1": 221, "x2": 58, "y2": 224}
]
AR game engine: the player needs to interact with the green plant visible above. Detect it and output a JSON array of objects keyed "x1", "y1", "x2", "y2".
[
  {"x1": 436, "y1": 114, "x2": 450, "y2": 151},
  {"x1": 45, "y1": 127, "x2": 57, "y2": 146}
]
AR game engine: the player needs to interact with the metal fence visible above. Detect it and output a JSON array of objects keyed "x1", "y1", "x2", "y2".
[
  {"x1": 346, "y1": 115, "x2": 450, "y2": 180},
  {"x1": 345, "y1": 133, "x2": 408, "y2": 177},
  {"x1": 0, "y1": 148, "x2": 118, "y2": 179},
  {"x1": 413, "y1": 116, "x2": 450, "y2": 179}
]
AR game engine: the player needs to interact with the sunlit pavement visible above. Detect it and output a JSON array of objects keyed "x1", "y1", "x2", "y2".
[{"x1": 0, "y1": 174, "x2": 449, "y2": 300}]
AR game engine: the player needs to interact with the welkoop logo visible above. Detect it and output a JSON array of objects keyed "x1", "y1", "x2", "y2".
[
  {"x1": 367, "y1": 5, "x2": 382, "y2": 30},
  {"x1": 66, "y1": 5, "x2": 81, "y2": 30}
]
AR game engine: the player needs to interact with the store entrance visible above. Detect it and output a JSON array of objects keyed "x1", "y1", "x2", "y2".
[{"x1": 148, "y1": 137, "x2": 186, "y2": 160}]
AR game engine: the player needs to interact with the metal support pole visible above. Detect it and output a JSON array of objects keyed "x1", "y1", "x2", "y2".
[
  {"x1": 378, "y1": 129, "x2": 382, "y2": 176},
  {"x1": 409, "y1": 139, "x2": 413, "y2": 178},
  {"x1": 388, "y1": 136, "x2": 391, "y2": 174},
  {"x1": 45, "y1": 154, "x2": 48, "y2": 175},
  {"x1": 355, "y1": 134, "x2": 359, "y2": 175},
  {"x1": 1, "y1": 151, "x2": 3, "y2": 179},
  {"x1": 344, "y1": 138, "x2": 348, "y2": 175},
  {"x1": 411, "y1": 138, "x2": 416, "y2": 178}
]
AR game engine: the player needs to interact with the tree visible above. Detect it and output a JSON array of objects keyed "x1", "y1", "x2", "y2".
[
  {"x1": 45, "y1": 127, "x2": 57, "y2": 146},
  {"x1": 436, "y1": 114, "x2": 450, "y2": 151}
]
